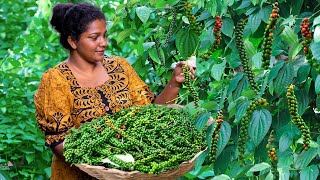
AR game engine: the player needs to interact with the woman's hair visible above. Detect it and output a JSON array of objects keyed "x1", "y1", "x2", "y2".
[{"x1": 50, "y1": 2, "x2": 106, "y2": 50}]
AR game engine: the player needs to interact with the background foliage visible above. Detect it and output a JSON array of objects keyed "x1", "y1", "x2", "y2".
[{"x1": 0, "y1": 0, "x2": 320, "y2": 179}]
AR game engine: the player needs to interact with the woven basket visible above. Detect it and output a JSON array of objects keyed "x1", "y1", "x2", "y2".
[{"x1": 75, "y1": 150, "x2": 203, "y2": 180}]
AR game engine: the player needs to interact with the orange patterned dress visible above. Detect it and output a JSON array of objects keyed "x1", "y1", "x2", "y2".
[{"x1": 34, "y1": 56, "x2": 156, "y2": 179}]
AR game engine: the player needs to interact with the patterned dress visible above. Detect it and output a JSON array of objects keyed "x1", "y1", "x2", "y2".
[{"x1": 34, "y1": 56, "x2": 155, "y2": 179}]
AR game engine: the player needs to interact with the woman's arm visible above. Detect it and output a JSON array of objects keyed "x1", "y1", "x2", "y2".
[
  {"x1": 51, "y1": 142, "x2": 65, "y2": 160},
  {"x1": 154, "y1": 62, "x2": 195, "y2": 104}
]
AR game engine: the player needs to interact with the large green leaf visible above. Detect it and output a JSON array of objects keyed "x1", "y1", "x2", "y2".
[
  {"x1": 288, "y1": 42, "x2": 302, "y2": 61},
  {"x1": 247, "y1": 162, "x2": 270, "y2": 175},
  {"x1": 194, "y1": 150, "x2": 208, "y2": 169},
  {"x1": 235, "y1": 101, "x2": 251, "y2": 123},
  {"x1": 175, "y1": 29, "x2": 199, "y2": 58},
  {"x1": 300, "y1": 165, "x2": 319, "y2": 180},
  {"x1": 274, "y1": 62, "x2": 294, "y2": 95},
  {"x1": 278, "y1": 167, "x2": 290, "y2": 180},
  {"x1": 297, "y1": 64, "x2": 311, "y2": 83},
  {"x1": 268, "y1": 60, "x2": 285, "y2": 82},
  {"x1": 148, "y1": 48, "x2": 162, "y2": 64},
  {"x1": 314, "y1": 26, "x2": 320, "y2": 43},
  {"x1": 195, "y1": 112, "x2": 211, "y2": 132},
  {"x1": 279, "y1": 133, "x2": 292, "y2": 152},
  {"x1": 315, "y1": 75, "x2": 320, "y2": 94},
  {"x1": 244, "y1": 39, "x2": 256, "y2": 58},
  {"x1": 248, "y1": 109, "x2": 272, "y2": 146},
  {"x1": 207, "y1": 0, "x2": 217, "y2": 17},
  {"x1": 211, "y1": 61, "x2": 226, "y2": 81},
  {"x1": 116, "y1": 29, "x2": 135, "y2": 44},
  {"x1": 294, "y1": 148, "x2": 318, "y2": 169},
  {"x1": 216, "y1": 121, "x2": 231, "y2": 157},
  {"x1": 290, "y1": 0, "x2": 304, "y2": 15},
  {"x1": 135, "y1": 6, "x2": 151, "y2": 23},
  {"x1": 211, "y1": 174, "x2": 231, "y2": 179},
  {"x1": 280, "y1": 26, "x2": 299, "y2": 45},
  {"x1": 227, "y1": 73, "x2": 244, "y2": 95},
  {"x1": 233, "y1": 76, "x2": 249, "y2": 100},
  {"x1": 247, "y1": 12, "x2": 262, "y2": 33},
  {"x1": 295, "y1": 90, "x2": 309, "y2": 115},
  {"x1": 221, "y1": 17, "x2": 234, "y2": 37}
]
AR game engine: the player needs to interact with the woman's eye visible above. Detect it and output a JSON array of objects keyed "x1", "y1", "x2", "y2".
[{"x1": 90, "y1": 37, "x2": 98, "y2": 40}]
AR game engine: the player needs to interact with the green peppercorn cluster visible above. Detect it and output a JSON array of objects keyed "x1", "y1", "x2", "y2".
[
  {"x1": 64, "y1": 104, "x2": 206, "y2": 174},
  {"x1": 200, "y1": 16, "x2": 223, "y2": 61},
  {"x1": 266, "y1": 132, "x2": 278, "y2": 179},
  {"x1": 238, "y1": 98, "x2": 268, "y2": 164},
  {"x1": 165, "y1": 8, "x2": 177, "y2": 47},
  {"x1": 300, "y1": 18, "x2": 320, "y2": 73},
  {"x1": 183, "y1": 64, "x2": 199, "y2": 107},
  {"x1": 261, "y1": 2, "x2": 280, "y2": 70},
  {"x1": 185, "y1": 2, "x2": 202, "y2": 34},
  {"x1": 286, "y1": 85, "x2": 311, "y2": 150},
  {"x1": 235, "y1": 19, "x2": 259, "y2": 93},
  {"x1": 208, "y1": 112, "x2": 224, "y2": 163}
]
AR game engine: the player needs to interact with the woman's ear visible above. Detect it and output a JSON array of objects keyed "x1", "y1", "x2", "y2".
[{"x1": 67, "y1": 36, "x2": 77, "y2": 49}]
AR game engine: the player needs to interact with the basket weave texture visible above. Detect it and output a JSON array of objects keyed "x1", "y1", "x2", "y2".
[{"x1": 75, "y1": 150, "x2": 203, "y2": 180}]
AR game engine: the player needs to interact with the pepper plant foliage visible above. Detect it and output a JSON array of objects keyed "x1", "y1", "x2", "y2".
[{"x1": 1, "y1": 0, "x2": 320, "y2": 179}]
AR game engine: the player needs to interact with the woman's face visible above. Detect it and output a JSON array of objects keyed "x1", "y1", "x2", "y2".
[{"x1": 74, "y1": 19, "x2": 107, "y2": 62}]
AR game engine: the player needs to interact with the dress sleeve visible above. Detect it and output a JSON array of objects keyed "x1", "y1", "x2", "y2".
[
  {"x1": 34, "y1": 69, "x2": 74, "y2": 147},
  {"x1": 115, "y1": 56, "x2": 156, "y2": 106}
]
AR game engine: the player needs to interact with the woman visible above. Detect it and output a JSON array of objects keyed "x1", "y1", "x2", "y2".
[{"x1": 34, "y1": 2, "x2": 195, "y2": 179}]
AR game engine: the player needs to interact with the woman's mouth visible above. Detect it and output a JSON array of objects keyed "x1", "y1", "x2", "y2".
[{"x1": 96, "y1": 51, "x2": 104, "y2": 55}]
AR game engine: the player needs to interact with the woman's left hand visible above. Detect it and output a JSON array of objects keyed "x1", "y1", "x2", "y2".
[{"x1": 171, "y1": 61, "x2": 196, "y2": 84}]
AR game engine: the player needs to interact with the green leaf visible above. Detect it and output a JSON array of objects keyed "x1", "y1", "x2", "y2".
[
  {"x1": 211, "y1": 174, "x2": 231, "y2": 180},
  {"x1": 268, "y1": 60, "x2": 285, "y2": 82},
  {"x1": 288, "y1": 42, "x2": 302, "y2": 61},
  {"x1": 216, "y1": 122, "x2": 231, "y2": 157},
  {"x1": 26, "y1": 153, "x2": 35, "y2": 164},
  {"x1": 295, "y1": 90, "x2": 309, "y2": 115},
  {"x1": 249, "y1": 109, "x2": 272, "y2": 146},
  {"x1": 311, "y1": 42, "x2": 320, "y2": 60},
  {"x1": 194, "y1": 150, "x2": 208, "y2": 169},
  {"x1": 313, "y1": 15, "x2": 320, "y2": 26},
  {"x1": 207, "y1": 0, "x2": 217, "y2": 17},
  {"x1": 297, "y1": 64, "x2": 311, "y2": 83},
  {"x1": 278, "y1": 167, "x2": 290, "y2": 180},
  {"x1": 294, "y1": 148, "x2": 318, "y2": 169},
  {"x1": 315, "y1": 75, "x2": 320, "y2": 94},
  {"x1": 244, "y1": 39, "x2": 256, "y2": 57},
  {"x1": 247, "y1": 13, "x2": 262, "y2": 33},
  {"x1": 175, "y1": 29, "x2": 199, "y2": 58},
  {"x1": 201, "y1": 101, "x2": 218, "y2": 111},
  {"x1": 279, "y1": 133, "x2": 292, "y2": 152},
  {"x1": 274, "y1": 62, "x2": 294, "y2": 95},
  {"x1": 195, "y1": 112, "x2": 211, "y2": 132},
  {"x1": 251, "y1": 0, "x2": 258, "y2": 5},
  {"x1": 235, "y1": 101, "x2": 251, "y2": 123},
  {"x1": 227, "y1": 73, "x2": 244, "y2": 95},
  {"x1": 148, "y1": 48, "x2": 161, "y2": 64},
  {"x1": 237, "y1": 0, "x2": 251, "y2": 9},
  {"x1": 135, "y1": 6, "x2": 151, "y2": 24},
  {"x1": 116, "y1": 29, "x2": 135, "y2": 44},
  {"x1": 290, "y1": 0, "x2": 304, "y2": 15},
  {"x1": 44, "y1": 167, "x2": 51, "y2": 178},
  {"x1": 248, "y1": 162, "x2": 270, "y2": 173},
  {"x1": 280, "y1": 26, "x2": 299, "y2": 45},
  {"x1": 314, "y1": 26, "x2": 320, "y2": 43},
  {"x1": 221, "y1": 17, "x2": 234, "y2": 37},
  {"x1": 211, "y1": 61, "x2": 226, "y2": 81},
  {"x1": 252, "y1": 52, "x2": 262, "y2": 69},
  {"x1": 300, "y1": 165, "x2": 319, "y2": 180}
]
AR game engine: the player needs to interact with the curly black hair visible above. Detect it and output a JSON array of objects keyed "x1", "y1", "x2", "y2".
[{"x1": 50, "y1": 2, "x2": 106, "y2": 50}]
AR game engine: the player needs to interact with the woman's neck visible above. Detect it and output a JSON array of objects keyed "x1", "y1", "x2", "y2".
[{"x1": 66, "y1": 54, "x2": 99, "y2": 74}]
